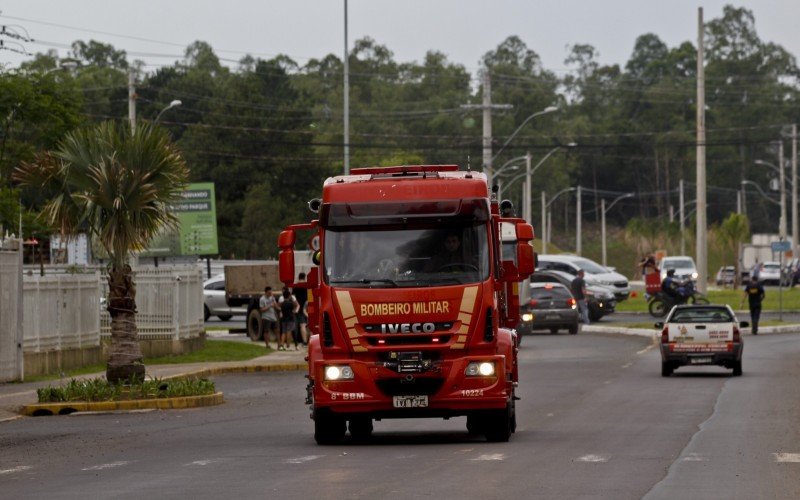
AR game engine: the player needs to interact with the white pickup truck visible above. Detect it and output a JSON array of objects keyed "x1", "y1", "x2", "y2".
[{"x1": 655, "y1": 304, "x2": 746, "y2": 377}]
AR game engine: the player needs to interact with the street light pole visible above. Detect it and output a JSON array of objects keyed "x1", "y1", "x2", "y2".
[
  {"x1": 780, "y1": 141, "x2": 787, "y2": 239},
  {"x1": 541, "y1": 191, "x2": 547, "y2": 253},
  {"x1": 154, "y1": 100, "x2": 182, "y2": 123},
  {"x1": 576, "y1": 185, "x2": 582, "y2": 255}
]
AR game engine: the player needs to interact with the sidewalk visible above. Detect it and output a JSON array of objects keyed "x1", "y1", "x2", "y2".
[{"x1": 0, "y1": 346, "x2": 307, "y2": 422}]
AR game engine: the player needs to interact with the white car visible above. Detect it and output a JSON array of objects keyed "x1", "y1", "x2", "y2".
[
  {"x1": 656, "y1": 304, "x2": 745, "y2": 377},
  {"x1": 659, "y1": 256, "x2": 699, "y2": 283},
  {"x1": 203, "y1": 274, "x2": 247, "y2": 321},
  {"x1": 754, "y1": 261, "x2": 782, "y2": 286},
  {"x1": 536, "y1": 254, "x2": 631, "y2": 301}
]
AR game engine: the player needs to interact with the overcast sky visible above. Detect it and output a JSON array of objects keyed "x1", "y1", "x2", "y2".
[{"x1": 0, "y1": 1, "x2": 797, "y2": 75}]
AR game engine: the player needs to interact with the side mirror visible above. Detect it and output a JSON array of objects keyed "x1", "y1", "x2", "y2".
[
  {"x1": 654, "y1": 322, "x2": 664, "y2": 329},
  {"x1": 739, "y1": 321, "x2": 749, "y2": 328},
  {"x1": 515, "y1": 222, "x2": 534, "y2": 277},
  {"x1": 278, "y1": 229, "x2": 296, "y2": 285}
]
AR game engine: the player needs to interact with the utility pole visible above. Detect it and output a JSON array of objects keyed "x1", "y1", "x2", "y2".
[
  {"x1": 461, "y1": 71, "x2": 512, "y2": 185},
  {"x1": 343, "y1": 0, "x2": 350, "y2": 174},
  {"x1": 576, "y1": 185, "x2": 582, "y2": 255},
  {"x1": 696, "y1": 7, "x2": 708, "y2": 293},
  {"x1": 679, "y1": 179, "x2": 685, "y2": 255},
  {"x1": 541, "y1": 191, "x2": 547, "y2": 254},
  {"x1": 792, "y1": 124, "x2": 798, "y2": 257},
  {"x1": 523, "y1": 152, "x2": 532, "y2": 224},
  {"x1": 601, "y1": 198, "x2": 607, "y2": 266},
  {"x1": 128, "y1": 69, "x2": 136, "y2": 134},
  {"x1": 779, "y1": 140, "x2": 787, "y2": 239}
]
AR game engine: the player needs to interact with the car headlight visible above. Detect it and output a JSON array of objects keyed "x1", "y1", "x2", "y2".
[
  {"x1": 465, "y1": 361, "x2": 495, "y2": 377},
  {"x1": 324, "y1": 365, "x2": 354, "y2": 381},
  {"x1": 521, "y1": 313, "x2": 533, "y2": 322},
  {"x1": 691, "y1": 272, "x2": 698, "y2": 279}
]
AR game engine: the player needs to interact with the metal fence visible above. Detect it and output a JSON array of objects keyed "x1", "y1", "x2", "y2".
[
  {"x1": 101, "y1": 266, "x2": 204, "y2": 340},
  {"x1": 22, "y1": 273, "x2": 102, "y2": 353},
  {"x1": 0, "y1": 238, "x2": 23, "y2": 382}
]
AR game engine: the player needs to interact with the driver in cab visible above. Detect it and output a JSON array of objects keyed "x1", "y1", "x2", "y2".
[{"x1": 427, "y1": 232, "x2": 476, "y2": 272}]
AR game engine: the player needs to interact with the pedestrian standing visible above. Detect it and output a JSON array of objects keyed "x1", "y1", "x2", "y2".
[
  {"x1": 259, "y1": 286, "x2": 280, "y2": 349},
  {"x1": 292, "y1": 272, "x2": 309, "y2": 346},
  {"x1": 279, "y1": 287, "x2": 299, "y2": 350},
  {"x1": 740, "y1": 278, "x2": 765, "y2": 335},
  {"x1": 570, "y1": 269, "x2": 590, "y2": 325}
]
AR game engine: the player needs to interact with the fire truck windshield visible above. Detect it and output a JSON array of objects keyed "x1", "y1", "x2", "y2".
[{"x1": 325, "y1": 225, "x2": 489, "y2": 287}]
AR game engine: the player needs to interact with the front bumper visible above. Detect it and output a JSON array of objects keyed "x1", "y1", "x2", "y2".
[{"x1": 312, "y1": 354, "x2": 510, "y2": 418}]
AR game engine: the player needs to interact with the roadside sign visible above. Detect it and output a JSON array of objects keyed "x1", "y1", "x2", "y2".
[{"x1": 771, "y1": 240, "x2": 791, "y2": 252}]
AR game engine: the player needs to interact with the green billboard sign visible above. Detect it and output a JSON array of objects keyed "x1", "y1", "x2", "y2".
[{"x1": 140, "y1": 182, "x2": 219, "y2": 257}]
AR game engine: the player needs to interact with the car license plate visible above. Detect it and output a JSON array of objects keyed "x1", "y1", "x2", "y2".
[
  {"x1": 392, "y1": 395, "x2": 428, "y2": 408},
  {"x1": 546, "y1": 315, "x2": 560, "y2": 320},
  {"x1": 691, "y1": 357, "x2": 712, "y2": 364}
]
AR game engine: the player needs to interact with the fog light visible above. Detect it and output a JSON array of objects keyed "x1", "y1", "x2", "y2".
[
  {"x1": 465, "y1": 361, "x2": 495, "y2": 377},
  {"x1": 324, "y1": 365, "x2": 354, "y2": 381}
]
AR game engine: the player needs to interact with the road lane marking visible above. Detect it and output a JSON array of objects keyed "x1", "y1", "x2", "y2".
[
  {"x1": 774, "y1": 453, "x2": 800, "y2": 463},
  {"x1": 683, "y1": 453, "x2": 708, "y2": 462},
  {"x1": 576, "y1": 454, "x2": 610, "y2": 463},
  {"x1": 0, "y1": 465, "x2": 32, "y2": 475},
  {"x1": 0, "y1": 415, "x2": 22, "y2": 423},
  {"x1": 187, "y1": 459, "x2": 221, "y2": 466},
  {"x1": 637, "y1": 343, "x2": 657, "y2": 355},
  {"x1": 81, "y1": 461, "x2": 129, "y2": 471},
  {"x1": 471, "y1": 454, "x2": 505, "y2": 461},
  {"x1": 285, "y1": 455, "x2": 323, "y2": 464},
  {"x1": 621, "y1": 362, "x2": 633, "y2": 368}
]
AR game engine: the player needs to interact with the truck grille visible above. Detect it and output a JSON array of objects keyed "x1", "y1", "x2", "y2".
[
  {"x1": 375, "y1": 378, "x2": 445, "y2": 396},
  {"x1": 365, "y1": 335, "x2": 452, "y2": 346}
]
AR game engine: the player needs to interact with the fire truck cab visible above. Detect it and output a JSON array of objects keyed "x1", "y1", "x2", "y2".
[{"x1": 278, "y1": 165, "x2": 534, "y2": 443}]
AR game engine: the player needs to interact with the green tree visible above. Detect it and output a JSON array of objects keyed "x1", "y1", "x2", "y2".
[
  {"x1": 14, "y1": 122, "x2": 189, "y2": 382},
  {"x1": 715, "y1": 213, "x2": 750, "y2": 288}
]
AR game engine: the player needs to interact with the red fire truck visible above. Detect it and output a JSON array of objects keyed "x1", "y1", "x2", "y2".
[{"x1": 278, "y1": 165, "x2": 534, "y2": 443}]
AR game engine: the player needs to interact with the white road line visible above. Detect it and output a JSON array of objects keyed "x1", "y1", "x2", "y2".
[
  {"x1": 0, "y1": 465, "x2": 32, "y2": 475},
  {"x1": 637, "y1": 343, "x2": 657, "y2": 355},
  {"x1": 621, "y1": 362, "x2": 633, "y2": 368},
  {"x1": 683, "y1": 453, "x2": 708, "y2": 462},
  {"x1": 471, "y1": 453, "x2": 505, "y2": 461},
  {"x1": 774, "y1": 453, "x2": 800, "y2": 463},
  {"x1": 576, "y1": 454, "x2": 610, "y2": 463},
  {"x1": 0, "y1": 415, "x2": 22, "y2": 423},
  {"x1": 81, "y1": 461, "x2": 129, "y2": 471},
  {"x1": 285, "y1": 455, "x2": 323, "y2": 464},
  {"x1": 187, "y1": 459, "x2": 221, "y2": 466}
]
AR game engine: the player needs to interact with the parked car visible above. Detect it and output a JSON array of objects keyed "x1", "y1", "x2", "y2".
[
  {"x1": 203, "y1": 274, "x2": 247, "y2": 321},
  {"x1": 755, "y1": 261, "x2": 782, "y2": 286},
  {"x1": 656, "y1": 304, "x2": 746, "y2": 377},
  {"x1": 530, "y1": 269, "x2": 616, "y2": 322},
  {"x1": 536, "y1": 254, "x2": 631, "y2": 301},
  {"x1": 517, "y1": 282, "x2": 580, "y2": 336},
  {"x1": 659, "y1": 256, "x2": 698, "y2": 283},
  {"x1": 715, "y1": 266, "x2": 736, "y2": 286}
]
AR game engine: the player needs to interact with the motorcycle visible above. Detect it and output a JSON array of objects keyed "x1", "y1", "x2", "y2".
[{"x1": 648, "y1": 279, "x2": 709, "y2": 317}]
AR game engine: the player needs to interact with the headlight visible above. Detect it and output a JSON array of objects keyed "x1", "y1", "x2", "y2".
[
  {"x1": 691, "y1": 272, "x2": 698, "y2": 279},
  {"x1": 521, "y1": 313, "x2": 533, "y2": 322},
  {"x1": 324, "y1": 365, "x2": 354, "y2": 381},
  {"x1": 465, "y1": 361, "x2": 495, "y2": 377}
]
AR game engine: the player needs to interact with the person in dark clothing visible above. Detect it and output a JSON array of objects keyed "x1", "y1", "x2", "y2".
[
  {"x1": 661, "y1": 269, "x2": 685, "y2": 303},
  {"x1": 292, "y1": 272, "x2": 309, "y2": 346},
  {"x1": 741, "y1": 278, "x2": 765, "y2": 335},
  {"x1": 570, "y1": 269, "x2": 589, "y2": 325}
]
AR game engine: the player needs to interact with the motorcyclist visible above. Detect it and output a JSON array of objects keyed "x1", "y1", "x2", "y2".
[{"x1": 661, "y1": 269, "x2": 688, "y2": 304}]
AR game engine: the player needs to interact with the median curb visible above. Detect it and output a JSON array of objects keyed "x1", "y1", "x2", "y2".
[
  {"x1": 21, "y1": 392, "x2": 225, "y2": 416},
  {"x1": 160, "y1": 362, "x2": 309, "y2": 381}
]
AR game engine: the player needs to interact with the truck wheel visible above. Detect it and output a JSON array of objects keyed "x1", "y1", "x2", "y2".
[
  {"x1": 568, "y1": 324, "x2": 578, "y2": 335},
  {"x1": 314, "y1": 409, "x2": 346, "y2": 445},
  {"x1": 466, "y1": 414, "x2": 485, "y2": 435},
  {"x1": 484, "y1": 403, "x2": 513, "y2": 442},
  {"x1": 204, "y1": 305, "x2": 210, "y2": 322},
  {"x1": 661, "y1": 362, "x2": 673, "y2": 377},
  {"x1": 348, "y1": 417, "x2": 373, "y2": 440},
  {"x1": 247, "y1": 309, "x2": 263, "y2": 341},
  {"x1": 732, "y1": 360, "x2": 743, "y2": 376},
  {"x1": 217, "y1": 314, "x2": 232, "y2": 321}
]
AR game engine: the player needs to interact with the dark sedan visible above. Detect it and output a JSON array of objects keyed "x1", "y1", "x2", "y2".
[
  {"x1": 530, "y1": 269, "x2": 617, "y2": 322},
  {"x1": 517, "y1": 282, "x2": 580, "y2": 336}
]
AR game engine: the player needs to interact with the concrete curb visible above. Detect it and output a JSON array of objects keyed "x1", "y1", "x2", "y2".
[
  {"x1": 160, "y1": 363, "x2": 308, "y2": 381},
  {"x1": 21, "y1": 392, "x2": 224, "y2": 416}
]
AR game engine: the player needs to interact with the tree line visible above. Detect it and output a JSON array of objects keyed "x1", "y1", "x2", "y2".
[{"x1": 1, "y1": 5, "x2": 797, "y2": 259}]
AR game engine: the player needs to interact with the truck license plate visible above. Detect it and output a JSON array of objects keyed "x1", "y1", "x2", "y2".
[
  {"x1": 691, "y1": 357, "x2": 712, "y2": 364},
  {"x1": 392, "y1": 395, "x2": 428, "y2": 408},
  {"x1": 546, "y1": 314, "x2": 560, "y2": 320}
]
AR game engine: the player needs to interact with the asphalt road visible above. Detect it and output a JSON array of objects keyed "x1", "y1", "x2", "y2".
[{"x1": 2, "y1": 331, "x2": 799, "y2": 499}]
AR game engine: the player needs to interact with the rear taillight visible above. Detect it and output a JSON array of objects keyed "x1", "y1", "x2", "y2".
[
  {"x1": 529, "y1": 299, "x2": 538, "y2": 307},
  {"x1": 567, "y1": 298, "x2": 576, "y2": 307},
  {"x1": 661, "y1": 327, "x2": 669, "y2": 344},
  {"x1": 732, "y1": 326, "x2": 741, "y2": 343}
]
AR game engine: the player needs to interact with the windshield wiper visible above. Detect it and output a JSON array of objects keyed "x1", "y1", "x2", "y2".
[{"x1": 331, "y1": 279, "x2": 399, "y2": 287}]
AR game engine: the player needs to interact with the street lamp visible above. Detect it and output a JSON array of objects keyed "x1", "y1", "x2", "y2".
[
  {"x1": 755, "y1": 153, "x2": 790, "y2": 242},
  {"x1": 155, "y1": 100, "x2": 182, "y2": 123},
  {"x1": 601, "y1": 193, "x2": 634, "y2": 266},
  {"x1": 542, "y1": 187, "x2": 577, "y2": 253},
  {"x1": 495, "y1": 164, "x2": 520, "y2": 200},
  {"x1": 488, "y1": 106, "x2": 558, "y2": 185}
]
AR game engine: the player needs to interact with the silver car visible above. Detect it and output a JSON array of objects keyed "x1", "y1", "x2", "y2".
[{"x1": 203, "y1": 274, "x2": 247, "y2": 321}]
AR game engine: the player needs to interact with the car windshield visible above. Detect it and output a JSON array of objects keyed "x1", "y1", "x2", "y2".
[
  {"x1": 570, "y1": 258, "x2": 609, "y2": 274},
  {"x1": 670, "y1": 307, "x2": 733, "y2": 323},
  {"x1": 324, "y1": 225, "x2": 489, "y2": 288},
  {"x1": 664, "y1": 258, "x2": 695, "y2": 268},
  {"x1": 531, "y1": 286, "x2": 572, "y2": 301},
  {"x1": 763, "y1": 264, "x2": 780, "y2": 270}
]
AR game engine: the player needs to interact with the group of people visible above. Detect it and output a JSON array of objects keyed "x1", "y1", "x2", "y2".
[{"x1": 259, "y1": 272, "x2": 309, "y2": 351}]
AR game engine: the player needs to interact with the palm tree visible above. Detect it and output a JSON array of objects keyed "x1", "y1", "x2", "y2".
[
  {"x1": 716, "y1": 213, "x2": 750, "y2": 289},
  {"x1": 14, "y1": 121, "x2": 189, "y2": 382}
]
